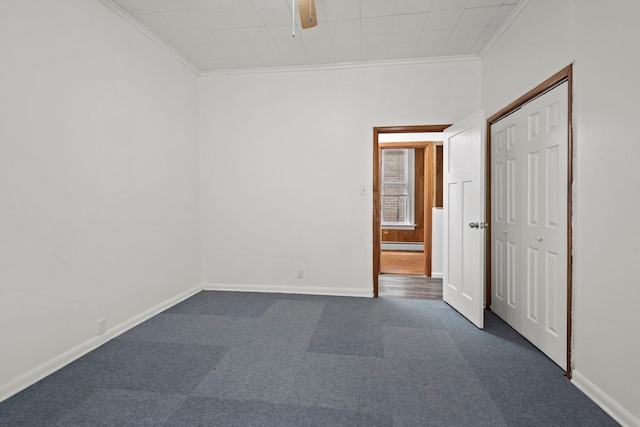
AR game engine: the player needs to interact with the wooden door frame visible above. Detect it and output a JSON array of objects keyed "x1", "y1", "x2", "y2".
[
  {"x1": 373, "y1": 125, "x2": 450, "y2": 297},
  {"x1": 485, "y1": 64, "x2": 574, "y2": 376}
]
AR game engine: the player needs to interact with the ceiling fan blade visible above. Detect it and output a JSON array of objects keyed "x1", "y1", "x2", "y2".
[{"x1": 298, "y1": 0, "x2": 317, "y2": 29}]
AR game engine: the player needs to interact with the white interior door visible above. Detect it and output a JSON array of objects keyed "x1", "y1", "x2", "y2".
[
  {"x1": 490, "y1": 82, "x2": 568, "y2": 370},
  {"x1": 491, "y1": 114, "x2": 522, "y2": 332},
  {"x1": 443, "y1": 111, "x2": 486, "y2": 329}
]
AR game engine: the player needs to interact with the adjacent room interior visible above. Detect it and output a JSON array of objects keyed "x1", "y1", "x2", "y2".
[{"x1": 374, "y1": 128, "x2": 445, "y2": 300}]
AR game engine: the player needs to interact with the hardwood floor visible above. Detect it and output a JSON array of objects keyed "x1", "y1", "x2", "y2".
[
  {"x1": 380, "y1": 250, "x2": 424, "y2": 275},
  {"x1": 378, "y1": 274, "x2": 443, "y2": 300}
]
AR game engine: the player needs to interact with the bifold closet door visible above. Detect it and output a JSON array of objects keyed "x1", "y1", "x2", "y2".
[
  {"x1": 491, "y1": 113, "x2": 522, "y2": 333},
  {"x1": 491, "y1": 82, "x2": 568, "y2": 370}
]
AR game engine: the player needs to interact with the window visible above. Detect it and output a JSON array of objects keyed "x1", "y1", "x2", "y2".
[{"x1": 381, "y1": 148, "x2": 415, "y2": 229}]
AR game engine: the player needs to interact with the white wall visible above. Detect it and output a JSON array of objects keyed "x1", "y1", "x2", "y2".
[
  {"x1": 0, "y1": 0, "x2": 201, "y2": 398},
  {"x1": 200, "y1": 60, "x2": 480, "y2": 296},
  {"x1": 431, "y1": 208, "x2": 443, "y2": 278},
  {"x1": 482, "y1": 1, "x2": 640, "y2": 424}
]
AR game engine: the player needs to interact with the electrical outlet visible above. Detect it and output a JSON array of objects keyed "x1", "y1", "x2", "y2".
[
  {"x1": 296, "y1": 269, "x2": 304, "y2": 279},
  {"x1": 359, "y1": 185, "x2": 367, "y2": 196},
  {"x1": 97, "y1": 318, "x2": 107, "y2": 336}
]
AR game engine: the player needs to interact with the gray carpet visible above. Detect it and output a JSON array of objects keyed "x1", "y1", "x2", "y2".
[{"x1": 0, "y1": 291, "x2": 617, "y2": 426}]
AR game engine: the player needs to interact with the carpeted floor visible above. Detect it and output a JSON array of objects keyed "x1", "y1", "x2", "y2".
[{"x1": 0, "y1": 291, "x2": 617, "y2": 426}]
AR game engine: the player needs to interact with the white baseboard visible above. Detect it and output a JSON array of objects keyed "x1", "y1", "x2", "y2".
[
  {"x1": 431, "y1": 272, "x2": 443, "y2": 279},
  {"x1": 203, "y1": 283, "x2": 373, "y2": 298},
  {"x1": 572, "y1": 370, "x2": 640, "y2": 427},
  {"x1": 0, "y1": 285, "x2": 202, "y2": 403}
]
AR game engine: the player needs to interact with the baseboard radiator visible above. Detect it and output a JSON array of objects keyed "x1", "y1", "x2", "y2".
[{"x1": 381, "y1": 242, "x2": 424, "y2": 252}]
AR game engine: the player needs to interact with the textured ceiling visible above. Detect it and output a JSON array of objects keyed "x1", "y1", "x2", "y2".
[{"x1": 110, "y1": 0, "x2": 522, "y2": 73}]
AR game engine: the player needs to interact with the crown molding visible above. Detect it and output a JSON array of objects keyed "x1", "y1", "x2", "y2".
[
  {"x1": 97, "y1": 0, "x2": 518, "y2": 78},
  {"x1": 97, "y1": 0, "x2": 200, "y2": 76},
  {"x1": 479, "y1": 0, "x2": 532, "y2": 59},
  {"x1": 199, "y1": 54, "x2": 480, "y2": 77}
]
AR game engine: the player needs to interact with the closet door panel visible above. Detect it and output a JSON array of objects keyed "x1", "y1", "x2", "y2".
[{"x1": 490, "y1": 81, "x2": 568, "y2": 370}]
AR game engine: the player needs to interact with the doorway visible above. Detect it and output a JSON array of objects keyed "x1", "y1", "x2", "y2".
[{"x1": 372, "y1": 125, "x2": 449, "y2": 297}]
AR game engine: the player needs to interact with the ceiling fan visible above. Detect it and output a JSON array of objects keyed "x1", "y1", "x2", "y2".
[{"x1": 292, "y1": 0, "x2": 317, "y2": 36}]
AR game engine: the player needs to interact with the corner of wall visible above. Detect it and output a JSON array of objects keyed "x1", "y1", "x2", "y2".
[
  {"x1": 572, "y1": 370, "x2": 640, "y2": 427},
  {"x1": 0, "y1": 285, "x2": 202, "y2": 404}
]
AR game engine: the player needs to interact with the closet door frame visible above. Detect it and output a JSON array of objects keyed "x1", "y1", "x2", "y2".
[{"x1": 485, "y1": 64, "x2": 574, "y2": 376}]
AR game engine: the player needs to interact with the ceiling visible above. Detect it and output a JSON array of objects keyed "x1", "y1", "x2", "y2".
[{"x1": 110, "y1": 0, "x2": 523, "y2": 73}]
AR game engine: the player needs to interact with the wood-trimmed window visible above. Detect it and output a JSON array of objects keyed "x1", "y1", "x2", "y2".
[{"x1": 381, "y1": 148, "x2": 415, "y2": 230}]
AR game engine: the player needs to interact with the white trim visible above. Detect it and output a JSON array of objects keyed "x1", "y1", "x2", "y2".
[
  {"x1": 379, "y1": 132, "x2": 445, "y2": 142},
  {"x1": 97, "y1": 0, "x2": 200, "y2": 76},
  {"x1": 479, "y1": 0, "x2": 532, "y2": 59},
  {"x1": 200, "y1": 55, "x2": 479, "y2": 77},
  {"x1": 203, "y1": 283, "x2": 373, "y2": 298},
  {"x1": 0, "y1": 285, "x2": 202, "y2": 404},
  {"x1": 572, "y1": 370, "x2": 640, "y2": 427},
  {"x1": 97, "y1": 0, "x2": 481, "y2": 77},
  {"x1": 431, "y1": 272, "x2": 443, "y2": 279}
]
